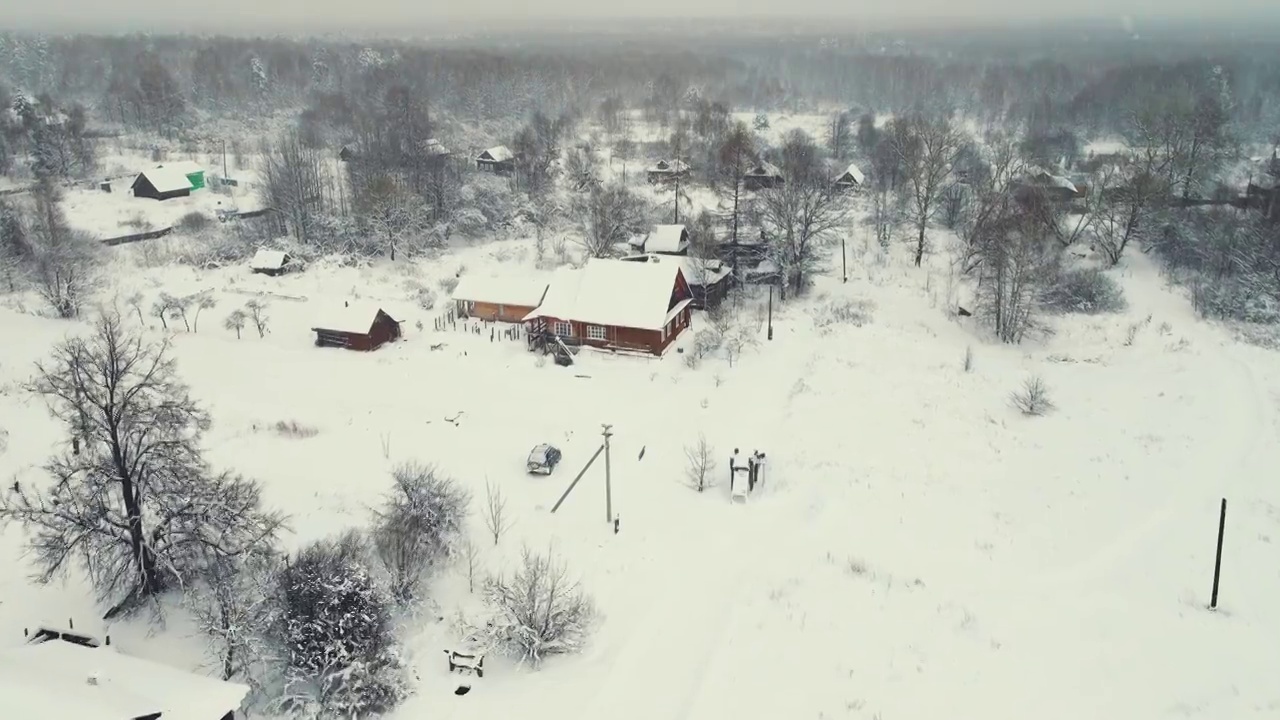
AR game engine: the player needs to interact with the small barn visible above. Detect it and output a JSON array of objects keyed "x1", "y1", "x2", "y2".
[
  {"x1": 156, "y1": 160, "x2": 206, "y2": 191},
  {"x1": 642, "y1": 224, "x2": 690, "y2": 255},
  {"x1": 1, "y1": 632, "x2": 249, "y2": 720},
  {"x1": 130, "y1": 166, "x2": 193, "y2": 201},
  {"x1": 339, "y1": 145, "x2": 356, "y2": 162},
  {"x1": 523, "y1": 258, "x2": 694, "y2": 357},
  {"x1": 743, "y1": 162, "x2": 784, "y2": 191},
  {"x1": 249, "y1": 248, "x2": 291, "y2": 276},
  {"x1": 452, "y1": 274, "x2": 550, "y2": 323},
  {"x1": 312, "y1": 302, "x2": 403, "y2": 351},
  {"x1": 647, "y1": 159, "x2": 690, "y2": 184},
  {"x1": 423, "y1": 138, "x2": 450, "y2": 159},
  {"x1": 834, "y1": 163, "x2": 865, "y2": 190},
  {"x1": 476, "y1": 145, "x2": 516, "y2": 174}
]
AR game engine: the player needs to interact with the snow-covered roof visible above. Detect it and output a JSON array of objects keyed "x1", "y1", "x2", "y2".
[
  {"x1": 621, "y1": 253, "x2": 732, "y2": 287},
  {"x1": 423, "y1": 138, "x2": 450, "y2": 156},
  {"x1": 525, "y1": 259, "x2": 685, "y2": 331},
  {"x1": 746, "y1": 162, "x2": 782, "y2": 178},
  {"x1": 313, "y1": 302, "x2": 401, "y2": 334},
  {"x1": 157, "y1": 160, "x2": 204, "y2": 176},
  {"x1": 479, "y1": 145, "x2": 514, "y2": 163},
  {"x1": 250, "y1": 248, "x2": 289, "y2": 271},
  {"x1": 135, "y1": 167, "x2": 193, "y2": 194},
  {"x1": 836, "y1": 163, "x2": 865, "y2": 185},
  {"x1": 452, "y1": 273, "x2": 550, "y2": 307},
  {"x1": 647, "y1": 159, "x2": 689, "y2": 173},
  {"x1": 1026, "y1": 168, "x2": 1078, "y2": 193},
  {"x1": 644, "y1": 224, "x2": 689, "y2": 254},
  {"x1": 0, "y1": 641, "x2": 248, "y2": 720}
]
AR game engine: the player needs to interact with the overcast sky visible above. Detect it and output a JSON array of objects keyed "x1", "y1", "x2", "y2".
[{"x1": 4, "y1": 0, "x2": 1277, "y2": 34}]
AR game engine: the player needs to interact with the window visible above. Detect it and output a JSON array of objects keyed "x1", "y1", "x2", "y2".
[
  {"x1": 554, "y1": 321, "x2": 572, "y2": 336},
  {"x1": 587, "y1": 325, "x2": 607, "y2": 341}
]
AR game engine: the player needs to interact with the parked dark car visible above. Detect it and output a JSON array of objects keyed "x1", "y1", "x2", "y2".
[{"x1": 527, "y1": 444, "x2": 562, "y2": 475}]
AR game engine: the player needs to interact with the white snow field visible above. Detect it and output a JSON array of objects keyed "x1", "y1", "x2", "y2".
[{"x1": 1, "y1": 234, "x2": 1278, "y2": 720}]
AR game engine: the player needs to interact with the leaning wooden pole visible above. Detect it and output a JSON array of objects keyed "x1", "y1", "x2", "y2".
[{"x1": 551, "y1": 444, "x2": 605, "y2": 514}]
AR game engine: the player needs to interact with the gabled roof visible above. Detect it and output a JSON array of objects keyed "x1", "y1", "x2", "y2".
[
  {"x1": 0, "y1": 640, "x2": 248, "y2": 720},
  {"x1": 644, "y1": 224, "x2": 689, "y2": 254},
  {"x1": 836, "y1": 163, "x2": 865, "y2": 185},
  {"x1": 134, "y1": 167, "x2": 193, "y2": 194},
  {"x1": 250, "y1": 248, "x2": 289, "y2": 271},
  {"x1": 745, "y1": 161, "x2": 782, "y2": 178},
  {"x1": 452, "y1": 273, "x2": 550, "y2": 308},
  {"x1": 478, "y1": 145, "x2": 514, "y2": 163},
  {"x1": 620, "y1": 253, "x2": 732, "y2": 287},
  {"x1": 423, "y1": 138, "x2": 450, "y2": 157},
  {"x1": 313, "y1": 302, "x2": 401, "y2": 335},
  {"x1": 525, "y1": 259, "x2": 685, "y2": 331}
]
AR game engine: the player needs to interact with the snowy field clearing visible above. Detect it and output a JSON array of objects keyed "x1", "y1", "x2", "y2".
[{"x1": 1, "y1": 231, "x2": 1278, "y2": 720}]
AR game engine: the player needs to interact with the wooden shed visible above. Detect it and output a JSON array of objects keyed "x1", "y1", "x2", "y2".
[
  {"x1": 476, "y1": 145, "x2": 516, "y2": 175},
  {"x1": 249, "y1": 249, "x2": 292, "y2": 276},
  {"x1": 312, "y1": 302, "x2": 403, "y2": 351},
  {"x1": 834, "y1": 163, "x2": 865, "y2": 190},
  {"x1": 130, "y1": 167, "x2": 193, "y2": 201},
  {"x1": 743, "y1": 162, "x2": 784, "y2": 191},
  {"x1": 647, "y1": 159, "x2": 690, "y2": 184},
  {"x1": 452, "y1": 274, "x2": 550, "y2": 323}
]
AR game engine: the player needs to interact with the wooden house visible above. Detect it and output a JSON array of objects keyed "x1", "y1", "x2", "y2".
[
  {"x1": 743, "y1": 162, "x2": 784, "y2": 191},
  {"x1": 312, "y1": 302, "x2": 403, "y2": 351},
  {"x1": 339, "y1": 145, "x2": 356, "y2": 162},
  {"x1": 834, "y1": 163, "x2": 865, "y2": 191},
  {"x1": 2, "y1": 630, "x2": 249, "y2": 720},
  {"x1": 1013, "y1": 168, "x2": 1082, "y2": 204},
  {"x1": 646, "y1": 159, "x2": 690, "y2": 184},
  {"x1": 249, "y1": 248, "x2": 291, "y2": 276},
  {"x1": 476, "y1": 145, "x2": 516, "y2": 174},
  {"x1": 452, "y1": 274, "x2": 550, "y2": 323},
  {"x1": 523, "y1": 259, "x2": 694, "y2": 357},
  {"x1": 130, "y1": 166, "x2": 193, "y2": 201},
  {"x1": 619, "y1": 253, "x2": 733, "y2": 310}
]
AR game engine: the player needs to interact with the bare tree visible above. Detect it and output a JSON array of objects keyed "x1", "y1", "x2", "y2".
[
  {"x1": 370, "y1": 462, "x2": 471, "y2": 604},
  {"x1": 0, "y1": 311, "x2": 284, "y2": 617},
  {"x1": 890, "y1": 114, "x2": 965, "y2": 267},
  {"x1": 459, "y1": 538, "x2": 482, "y2": 594},
  {"x1": 759, "y1": 131, "x2": 847, "y2": 296},
  {"x1": 716, "y1": 121, "x2": 757, "y2": 247},
  {"x1": 478, "y1": 546, "x2": 595, "y2": 665},
  {"x1": 575, "y1": 183, "x2": 650, "y2": 259},
  {"x1": 224, "y1": 308, "x2": 247, "y2": 339},
  {"x1": 684, "y1": 434, "x2": 718, "y2": 492},
  {"x1": 26, "y1": 181, "x2": 101, "y2": 318},
  {"x1": 187, "y1": 550, "x2": 278, "y2": 682},
  {"x1": 483, "y1": 480, "x2": 512, "y2": 546},
  {"x1": 245, "y1": 300, "x2": 270, "y2": 338},
  {"x1": 1091, "y1": 164, "x2": 1167, "y2": 266},
  {"x1": 190, "y1": 292, "x2": 217, "y2": 332},
  {"x1": 972, "y1": 207, "x2": 1059, "y2": 343},
  {"x1": 828, "y1": 111, "x2": 852, "y2": 160},
  {"x1": 260, "y1": 130, "x2": 333, "y2": 245},
  {"x1": 955, "y1": 132, "x2": 1026, "y2": 274}
]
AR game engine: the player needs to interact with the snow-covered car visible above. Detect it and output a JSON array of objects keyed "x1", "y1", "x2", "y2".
[{"x1": 527, "y1": 444, "x2": 562, "y2": 475}]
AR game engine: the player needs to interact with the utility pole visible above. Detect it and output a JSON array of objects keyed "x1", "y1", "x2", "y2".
[
  {"x1": 602, "y1": 424, "x2": 614, "y2": 524},
  {"x1": 1210, "y1": 498, "x2": 1227, "y2": 610},
  {"x1": 222, "y1": 139, "x2": 228, "y2": 180},
  {"x1": 841, "y1": 236, "x2": 848, "y2": 283}
]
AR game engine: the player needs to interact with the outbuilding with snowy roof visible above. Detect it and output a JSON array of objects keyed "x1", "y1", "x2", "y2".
[
  {"x1": 312, "y1": 301, "x2": 404, "y2": 351},
  {"x1": 834, "y1": 163, "x2": 865, "y2": 189},
  {"x1": 523, "y1": 258, "x2": 694, "y2": 356},
  {"x1": 130, "y1": 166, "x2": 194, "y2": 201},
  {"x1": 249, "y1": 248, "x2": 292, "y2": 276},
  {"x1": 452, "y1": 273, "x2": 551, "y2": 323},
  {"x1": 476, "y1": 145, "x2": 516, "y2": 174}
]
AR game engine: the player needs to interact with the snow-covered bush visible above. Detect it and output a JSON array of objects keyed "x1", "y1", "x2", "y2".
[
  {"x1": 812, "y1": 298, "x2": 875, "y2": 330},
  {"x1": 1041, "y1": 267, "x2": 1126, "y2": 314},
  {"x1": 370, "y1": 462, "x2": 471, "y2": 603},
  {"x1": 267, "y1": 533, "x2": 410, "y2": 718},
  {"x1": 1009, "y1": 375, "x2": 1054, "y2": 416},
  {"x1": 476, "y1": 546, "x2": 595, "y2": 666}
]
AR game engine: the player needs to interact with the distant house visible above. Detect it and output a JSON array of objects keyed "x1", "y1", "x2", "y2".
[
  {"x1": 2, "y1": 629, "x2": 248, "y2": 720},
  {"x1": 339, "y1": 145, "x2": 356, "y2": 162},
  {"x1": 156, "y1": 160, "x2": 207, "y2": 190},
  {"x1": 312, "y1": 302, "x2": 403, "y2": 351},
  {"x1": 452, "y1": 274, "x2": 550, "y2": 323},
  {"x1": 641, "y1": 224, "x2": 690, "y2": 255},
  {"x1": 834, "y1": 163, "x2": 865, "y2": 190},
  {"x1": 523, "y1": 259, "x2": 695, "y2": 357},
  {"x1": 743, "y1": 162, "x2": 784, "y2": 191},
  {"x1": 249, "y1": 248, "x2": 291, "y2": 276},
  {"x1": 131, "y1": 166, "x2": 193, "y2": 201},
  {"x1": 646, "y1": 159, "x2": 690, "y2": 184},
  {"x1": 619, "y1": 253, "x2": 733, "y2": 310},
  {"x1": 423, "y1": 138, "x2": 450, "y2": 159},
  {"x1": 1013, "y1": 168, "x2": 1081, "y2": 203},
  {"x1": 476, "y1": 145, "x2": 516, "y2": 174}
]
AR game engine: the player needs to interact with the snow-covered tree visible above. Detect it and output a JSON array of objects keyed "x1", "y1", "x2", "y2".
[
  {"x1": 269, "y1": 533, "x2": 409, "y2": 718},
  {"x1": 0, "y1": 311, "x2": 285, "y2": 617},
  {"x1": 475, "y1": 546, "x2": 596, "y2": 666},
  {"x1": 25, "y1": 181, "x2": 101, "y2": 318},
  {"x1": 370, "y1": 462, "x2": 471, "y2": 604}
]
